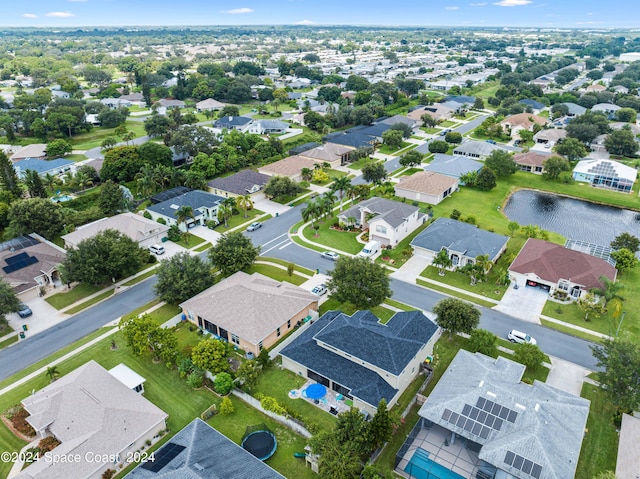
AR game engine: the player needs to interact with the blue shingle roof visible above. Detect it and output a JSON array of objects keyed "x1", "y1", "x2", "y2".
[
  {"x1": 147, "y1": 190, "x2": 225, "y2": 218},
  {"x1": 13, "y1": 157, "x2": 74, "y2": 175},
  {"x1": 519, "y1": 99, "x2": 545, "y2": 110},
  {"x1": 214, "y1": 116, "x2": 252, "y2": 128},
  {"x1": 411, "y1": 217, "x2": 509, "y2": 261}
]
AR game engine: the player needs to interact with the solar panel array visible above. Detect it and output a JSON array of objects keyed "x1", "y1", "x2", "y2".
[
  {"x1": 441, "y1": 396, "x2": 518, "y2": 441},
  {"x1": 0, "y1": 235, "x2": 40, "y2": 253},
  {"x1": 586, "y1": 161, "x2": 621, "y2": 178},
  {"x1": 141, "y1": 442, "x2": 186, "y2": 472},
  {"x1": 2, "y1": 253, "x2": 38, "y2": 274},
  {"x1": 504, "y1": 450, "x2": 543, "y2": 479}
]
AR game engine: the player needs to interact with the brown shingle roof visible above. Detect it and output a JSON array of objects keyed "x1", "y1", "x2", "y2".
[
  {"x1": 298, "y1": 143, "x2": 353, "y2": 162},
  {"x1": 395, "y1": 171, "x2": 458, "y2": 196},
  {"x1": 509, "y1": 239, "x2": 616, "y2": 290},
  {"x1": 500, "y1": 113, "x2": 547, "y2": 129},
  {"x1": 513, "y1": 151, "x2": 552, "y2": 168},
  {"x1": 259, "y1": 155, "x2": 317, "y2": 178},
  {"x1": 0, "y1": 241, "x2": 66, "y2": 293}
]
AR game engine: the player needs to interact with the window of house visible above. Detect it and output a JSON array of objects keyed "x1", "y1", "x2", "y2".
[
  {"x1": 258, "y1": 341, "x2": 263, "y2": 350},
  {"x1": 287, "y1": 319, "x2": 291, "y2": 329},
  {"x1": 376, "y1": 225, "x2": 387, "y2": 234},
  {"x1": 558, "y1": 280, "x2": 569, "y2": 291},
  {"x1": 231, "y1": 334, "x2": 240, "y2": 345},
  {"x1": 277, "y1": 327, "x2": 281, "y2": 337}
]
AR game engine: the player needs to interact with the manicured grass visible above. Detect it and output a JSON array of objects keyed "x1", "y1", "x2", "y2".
[
  {"x1": 291, "y1": 233, "x2": 327, "y2": 253},
  {"x1": 146, "y1": 304, "x2": 181, "y2": 324},
  {"x1": 65, "y1": 153, "x2": 88, "y2": 162},
  {"x1": 247, "y1": 264, "x2": 307, "y2": 286},
  {"x1": 420, "y1": 262, "x2": 510, "y2": 302},
  {"x1": 0, "y1": 334, "x2": 18, "y2": 350},
  {"x1": 272, "y1": 190, "x2": 310, "y2": 205},
  {"x1": 347, "y1": 157, "x2": 380, "y2": 170},
  {"x1": 193, "y1": 242, "x2": 212, "y2": 252},
  {"x1": 70, "y1": 121, "x2": 147, "y2": 150},
  {"x1": 397, "y1": 167, "x2": 423, "y2": 177},
  {"x1": 301, "y1": 216, "x2": 362, "y2": 254},
  {"x1": 376, "y1": 220, "x2": 431, "y2": 269},
  {"x1": 208, "y1": 395, "x2": 315, "y2": 479},
  {"x1": 439, "y1": 120, "x2": 457, "y2": 127},
  {"x1": 260, "y1": 257, "x2": 314, "y2": 276},
  {"x1": 541, "y1": 301, "x2": 620, "y2": 338},
  {"x1": 416, "y1": 278, "x2": 498, "y2": 308},
  {"x1": 472, "y1": 82, "x2": 501, "y2": 99},
  {"x1": 127, "y1": 299, "x2": 164, "y2": 318},
  {"x1": 576, "y1": 384, "x2": 619, "y2": 479},
  {"x1": 213, "y1": 208, "x2": 265, "y2": 231},
  {"x1": 122, "y1": 267, "x2": 158, "y2": 286},
  {"x1": 378, "y1": 141, "x2": 411, "y2": 155},
  {"x1": 0, "y1": 319, "x2": 13, "y2": 339},
  {"x1": 384, "y1": 298, "x2": 418, "y2": 312},
  {"x1": 65, "y1": 289, "x2": 115, "y2": 314},
  {"x1": 540, "y1": 319, "x2": 604, "y2": 343},
  {"x1": 318, "y1": 296, "x2": 396, "y2": 323},
  {"x1": 0, "y1": 417, "x2": 27, "y2": 478},
  {"x1": 45, "y1": 283, "x2": 106, "y2": 310},
  {"x1": 252, "y1": 366, "x2": 337, "y2": 432},
  {"x1": 171, "y1": 233, "x2": 205, "y2": 248},
  {"x1": 421, "y1": 127, "x2": 441, "y2": 134}
]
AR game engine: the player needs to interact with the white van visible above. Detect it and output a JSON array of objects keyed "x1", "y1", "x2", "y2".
[
  {"x1": 507, "y1": 330, "x2": 537, "y2": 345},
  {"x1": 357, "y1": 240, "x2": 380, "y2": 259},
  {"x1": 149, "y1": 244, "x2": 165, "y2": 255}
]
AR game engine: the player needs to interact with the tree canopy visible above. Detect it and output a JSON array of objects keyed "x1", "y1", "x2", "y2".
[
  {"x1": 484, "y1": 150, "x2": 517, "y2": 178},
  {"x1": 154, "y1": 252, "x2": 215, "y2": 304},
  {"x1": 610, "y1": 233, "x2": 640, "y2": 253},
  {"x1": 432, "y1": 298, "x2": 480, "y2": 338},
  {"x1": 208, "y1": 232, "x2": 260, "y2": 277},
  {"x1": 7, "y1": 198, "x2": 64, "y2": 240},
  {"x1": 327, "y1": 257, "x2": 391, "y2": 309},
  {"x1": 191, "y1": 337, "x2": 229, "y2": 374},
  {"x1": 0, "y1": 280, "x2": 20, "y2": 321}
]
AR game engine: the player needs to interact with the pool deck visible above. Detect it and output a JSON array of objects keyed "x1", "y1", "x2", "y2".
[
  {"x1": 289, "y1": 380, "x2": 352, "y2": 416},
  {"x1": 395, "y1": 423, "x2": 480, "y2": 479}
]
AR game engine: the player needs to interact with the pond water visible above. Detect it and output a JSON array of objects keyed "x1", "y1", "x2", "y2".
[{"x1": 503, "y1": 189, "x2": 640, "y2": 246}]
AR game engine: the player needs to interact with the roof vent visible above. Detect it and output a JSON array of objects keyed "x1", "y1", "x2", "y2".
[
  {"x1": 478, "y1": 380, "x2": 484, "y2": 388},
  {"x1": 534, "y1": 403, "x2": 540, "y2": 412},
  {"x1": 194, "y1": 463, "x2": 204, "y2": 471},
  {"x1": 486, "y1": 391, "x2": 497, "y2": 398},
  {"x1": 515, "y1": 403, "x2": 526, "y2": 410}
]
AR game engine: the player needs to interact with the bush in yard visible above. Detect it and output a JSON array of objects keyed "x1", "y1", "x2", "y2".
[
  {"x1": 186, "y1": 370, "x2": 204, "y2": 389},
  {"x1": 469, "y1": 329, "x2": 498, "y2": 357},
  {"x1": 102, "y1": 470, "x2": 116, "y2": 479},
  {"x1": 38, "y1": 436, "x2": 60, "y2": 453},
  {"x1": 192, "y1": 337, "x2": 229, "y2": 374},
  {"x1": 220, "y1": 396, "x2": 235, "y2": 415},
  {"x1": 167, "y1": 224, "x2": 181, "y2": 241},
  {"x1": 260, "y1": 396, "x2": 288, "y2": 416},
  {"x1": 513, "y1": 342, "x2": 545, "y2": 369},
  {"x1": 11, "y1": 407, "x2": 35, "y2": 436},
  {"x1": 214, "y1": 372, "x2": 234, "y2": 395}
]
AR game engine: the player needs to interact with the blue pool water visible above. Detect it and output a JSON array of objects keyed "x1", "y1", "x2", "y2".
[
  {"x1": 51, "y1": 194, "x2": 73, "y2": 203},
  {"x1": 404, "y1": 449, "x2": 466, "y2": 479}
]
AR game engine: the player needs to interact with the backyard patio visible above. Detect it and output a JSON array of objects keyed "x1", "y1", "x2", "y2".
[{"x1": 288, "y1": 380, "x2": 353, "y2": 417}]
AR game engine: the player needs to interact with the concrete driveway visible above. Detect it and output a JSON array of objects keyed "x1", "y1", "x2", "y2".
[
  {"x1": 493, "y1": 283, "x2": 548, "y2": 324},
  {"x1": 9, "y1": 288, "x2": 70, "y2": 337},
  {"x1": 546, "y1": 356, "x2": 591, "y2": 395}
]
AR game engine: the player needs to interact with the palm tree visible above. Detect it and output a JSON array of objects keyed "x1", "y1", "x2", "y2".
[
  {"x1": 432, "y1": 249, "x2": 453, "y2": 276},
  {"x1": 175, "y1": 205, "x2": 195, "y2": 232},
  {"x1": 122, "y1": 131, "x2": 136, "y2": 145},
  {"x1": 62, "y1": 170, "x2": 75, "y2": 188},
  {"x1": 217, "y1": 203, "x2": 233, "y2": 228},
  {"x1": 237, "y1": 194, "x2": 253, "y2": 218},
  {"x1": 135, "y1": 165, "x2": 157, "y2": 198},
  {"x1": 46, "y1": 366, "x2": 59, "y2": 382},
  {"x1": 593, "y1": 276, "x2": 624, "y2": 318},
  {"x1": 320, "y1": 191, "x2": 337, "y2": 220},
  {"x1": 301, "y1": 198, "x2": 321, "y2": 230},
  {"x1": 152, "y1": 165, "x2": 171, "y2": 189},
  {"x1": 301, "y1": 168, "x2": 313, "y2": 182},
  {"x1": 331, "y1": 176, "x2": 352, "y2": 211},
  {"x1": 522, "y1": 224, "x2": 539, "y2": 238},
  {"x1": 475, "y1": 254, "x2": 494, "y2": 274},
  {"x1": 171, "y1": 168, "x2": 186, "y2": 187},
  {"x1": 73, "y1": 170, "x2": 94, "y2": 191},
  {"x1": 42, "y1": 172, "x2": 61, "y2": 191}
]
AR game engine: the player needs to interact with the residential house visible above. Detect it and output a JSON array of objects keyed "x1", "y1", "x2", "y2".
[
  {"x1": 519, "y1": 99, "x2": 546, "y2": 113},
  {"x1": 338, "y1": 197, "x2": 425, "y2": 247},
  {"x1": 181, "y1": 271, "x2": 318, "y2": 356},
  {"x1": 589, "y1": 134, "x2": 608, "y2": 153},
  {"x1": 513, "y1": 151, "x2": 553, "y2": 174},
  {"x1": 560, "y1": 102, "x2": 587, "y2": 117},
  {"x1": 616, "y1": 414, "x2": 640, "y2": 479},
  {"x1": 16, "y1": 360, "x2": 168, "y2": 479},
  {"x1": 422, "y1": 153, "x2": 484, "y2": 180},
  {"x1": 411, "y1": 218, "x2": 508, "y2": 268},
  {"x1": 324, "y1": 123, "x2": 391, "y2": 149},
  {"x1": 287, "y1": 91, "x2": 303, "y2": 100},
  {"x1": 119, "y1": 92, "x2": 145, "y2": 104},
  {"x1": 155, "y1": 98, "x2": 185, "y2": 109},
  {"x1": 407, "y1": 104, "x2": 454, "y2": 123},
  {"x1": 10, "y1": 144, "x2": 47, "y2": 162},
  {"x1": 533, "y1": 128, "x2": 566, "y2": 147},
  {"x1": 13, "y1": 158, "x2": 75, "y2": 179},
  {"x1": 572, "y1": 158, "x2": 637, "y2": 193},
  {"x1": 499, "y1": 113, "x2": 547, "y2": 138},
  {"x1": 280, "y1": 309, "x2": 440, "y2": 416},
  {"x1": 85, "y1": 113, "x2": 101, "y2": 126},
  {"x1": 395, "y1": 171, "x2": 459, "y2": 205},
  {"x1": 248, "y1": 119, "x2": 290, "y2": 135},
  {"x1": 399, "y1": 350, "x2": 589, "y2": 479},
  {"x1": 195, "y1": 98, "x2": 226, "y2": 112},
  {"x1": 214, "y1": 115, "x2": 253, "y2": 132},
  {"x1": 0, "y1": 234, "x2": 66, "y2": 295},
  {"x1": 610, "y1": 122, "x2": 640, "y2": 135},
  {"x1": 146, "y1": 189, "x2": 225, "y2": 231},
  {"x1": 453, "y1": 141, "x2": 505, "y2": 160},
  {"x1": 125, "y1": 418, "x2": 285, "y2": 479},
  {"x1": 208, "y1": 169, "x2": 270, "y2": 198},
  {"x1": 509, "y1": 238, "x2": 617, "y2": 299},
  {"x1": 100, "y1": 98, "x2": 132, "y2": 109},
  {"x1": 443, "y1": 95, "x2": 476, "y2": 107},
  {"x1": 258, "y1": 155, "x2": 318, "y2": 182},
  {"x1": 592, "y1": 103, "x2": 621, "y2": 119},
  {"x1": 61, "y1": 212, "x2": 169, "y2": 249},
  {"x1": 377, "y1": 114, "x2": 419, "y2": 132},
  {"x1": 613, "y1": 85, "x2": 630, "y2": 94},
  {"x1": 585, "y1": 83, "x2": 606, "y2": 93},
  {"x1": 297, "y1": 142, "x2": 353, "y2": 168}
]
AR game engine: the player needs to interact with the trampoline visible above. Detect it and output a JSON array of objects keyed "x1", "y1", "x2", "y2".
[
  {"x1": 304, "y1": 383, "x2": 327, "y2": 400},
  {"x1": 241, "y1": 424, "x2": 277, "y2": 461}
]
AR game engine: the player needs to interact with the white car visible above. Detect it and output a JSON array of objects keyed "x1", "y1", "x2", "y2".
[
  {"x1": 320, "y1": 251, "x2": 340, "y2": 261},
  {"x1": 508, "y1": 329, "x2": 537, "y2": 345},
  {"x1": 311, "y1": 284, "x2": 328, "y2": 296},
  {"x1": 246, "y1": 222, "x2": 262, "y2": 232}
]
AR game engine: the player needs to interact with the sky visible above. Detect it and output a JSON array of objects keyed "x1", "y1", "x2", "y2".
[{"x1": 2, "y1": 0, "x2": 640, "y2": 29}]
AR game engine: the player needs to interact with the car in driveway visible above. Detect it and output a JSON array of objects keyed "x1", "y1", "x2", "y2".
[
  {"x1": 320, "y1": 251, "x2": 340, "y2": 261},
  {"x1": 311, "y1": 284, "x2": 328, "y2": 296},
  {"x1": 17, "y1": 303, "x2": 32, "y2": 318},
  {"x1": 246, "y1": 222, "x2": 262, "y2": 232},
  {"x1": 508, "y1": 329, "x2": 537, "y2": 345}
]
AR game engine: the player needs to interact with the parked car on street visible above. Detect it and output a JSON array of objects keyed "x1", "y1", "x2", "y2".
[
  {"x1": 320, "y1": 251, "x2": 340, "y2": 261},
  {"x1": 507, "y1": 329, "x2": 537, "y2": 345},
  {"x1": 17, "y1": 303, "x2": 32, "y2": 318},
  {"x1": 311, "y1": 284, "x2": 328, "y2": 296},
  {"x1": 246, "y1": 222, "x2": 262, "y2": 232}
]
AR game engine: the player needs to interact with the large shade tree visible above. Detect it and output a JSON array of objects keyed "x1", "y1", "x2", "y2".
[
  {"x1": 432, "y1": 298, "x2": 480, "y2": 339},
  {"x1": 327, "y1": 257, "x2": 391, "y2": 309},
  {"x1": 154, "y1": 252, "x2": 215, "y2": 304},
  {"x1": 208, "y1": 232, "x2": 260, "y2": 276}
]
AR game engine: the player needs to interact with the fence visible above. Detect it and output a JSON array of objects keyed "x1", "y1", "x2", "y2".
[{"x1": 231, "y1": 389, "x2": 312, "y2": 438}]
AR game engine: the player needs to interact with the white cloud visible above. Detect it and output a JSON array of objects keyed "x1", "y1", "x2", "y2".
[
  {"x1": 470, "y1": 2, "x2": 487, "y2": 5},
  {"x1": 295, "y1": 19, "x2": 315, "y2": 25},
  {"x1": 576, "y1": 21, "x2": 604, "y2": 25},
  {"x1": 446, "y1": 6, "x2": 459, "y2": 10},
  {"x1": 221, "y1": 7, "x2": 254, "y2": 14},
  {"x1": 22, "y1": 13, "x2": 38, "y2": 18},
  {"x1": 46, "y1": 11, "x2": 76, "y2": 17},
  {"x1": 493, "y1": 0, "x2": 531, "y2": 6}
]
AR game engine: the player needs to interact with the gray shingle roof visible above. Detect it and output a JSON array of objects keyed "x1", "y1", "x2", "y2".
[
  {"x1": 453, "y1": 141, "x2": 505, "y2": 158},
  {"x1": 207, "y1": 170, "x2": 270, "y2": 196},
  {"x1": 340, "y1": 197, "x2": 420, "y2": 229},
  {"x1": 419, "y1": 350, "x2": 590, "y2": 479},
  {"x1": 214, "y1": 116, "x2": 252, "y2": 128},
  {"x1": 560, "y1": 103, "x2": 586, "y2": 116},
  {"x1": 411, "y1": 217, "x2": 509, "y2": 261},
  {"x1": 125, "y1": 418, "x2": 285, "y2": 479},
  {"x1": 147, "y1": 190, "x2": 225, "y2": 218},
  {"x1": 423, "y1": 154, "x2": 484, "y2": 178},
  {"x1": 519, "y1": 99, "x2": 545, "y2": 110}
]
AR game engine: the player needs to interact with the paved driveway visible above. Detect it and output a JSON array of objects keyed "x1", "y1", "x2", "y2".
[
  {"x1": 493, "y1": 283, "x2": 548, "y2": 324},
  {"x1": 546, "y1": 356, "x2": 592, "y2": 395}
]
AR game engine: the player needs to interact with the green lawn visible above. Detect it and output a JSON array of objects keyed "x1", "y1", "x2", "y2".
[
  {"x1": 397, "y1": 167, "x2": 423, "y2": 177},
  {"x1": 247, "y1": 264, "x2": 307, "y2": 286},
  {"x1": 171, "y1": 233, "x2": 206, "y2": 248},
  {"x1": 384, "y1": 298, "x2": 418, "y2": 312},
  {"x1": 540, "y1": 319, "x2": 604, "y2": 343},
  {"x1": 576, "y1": 384, "x2": 619, "y2": 479},
  {"x1": 378, "y1": 141, "x2": 411, "y2": 155},
  {"x1": 420, "y1": 265, "x2": 507, "y2": 302},
  {"x1": 376, "y1": 220, "x2": 431, "y2": 269},
  {"x1": 213, "y1": 208, "x2": 265, "y2": 231},
  {"x1": 0, "y1": 334, "x2": 18, "y2": 350},
  {"x1": 260, "y1": 257, "x2": 314, "y2": 276},
  {"x1": 421, "y1": 127, "x2": 441, "y2": 134},
  {"x1": 439, "y1": 120, "x2": 457, "y2": 127},
  {"x1": 46, "y1": 283, "x2": 107, "y2": 310},
  {"x1": 319, "y1": 296, "x2": 396, "y2": 323},
  {"x1": 310, "y1": 168, "x2": 349, "y2": 186},
  {"x1": 416, "y1": 278, "x2": 497, "y2": 308},
  {"x1": 347, "y1": 157, "x2": 380, "y2": 170},
  {"x1": 65, "y1": 153, "x2": 88, "y2": 162},
  {"x1": 193, "y1": 242, "x2": 212, "y2": 252},
  {"x1": 122, "y1": 267, "x2": 158, "y2": 286},
  {"x1": 301, "y1": 215, "x2": 363, "y2": 254},
  {"x1": 65, "y1": 289, "x2": 115, "y2": 314},
  {"x1": 70, "y1": 121, "x2": 147, "y2": 150}
]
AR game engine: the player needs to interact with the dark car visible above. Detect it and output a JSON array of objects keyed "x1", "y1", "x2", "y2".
[{"x1": 17, "y1": 303, "x2": 32, "y2": 318}]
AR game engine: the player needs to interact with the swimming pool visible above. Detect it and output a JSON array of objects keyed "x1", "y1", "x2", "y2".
[
  {"x1": 404, "y1": 448, "x2": 466, "y2": 479},
  {"x1": 51, "y1": 194, "x2": 74, "y2": 203}
]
